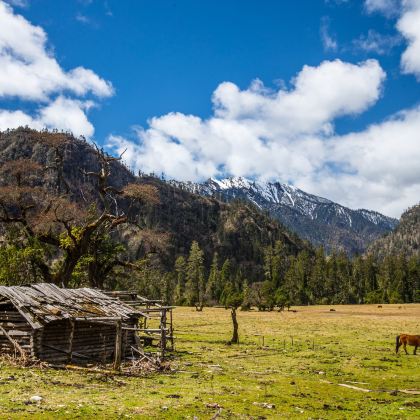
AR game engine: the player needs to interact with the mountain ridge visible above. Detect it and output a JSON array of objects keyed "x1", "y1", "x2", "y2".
[
  {"x1": 171, "y1": 176, "x2": 398, "y2": 254},
  {"x1": 0, "y1": 128, "x2": 309, "y2": 283}
]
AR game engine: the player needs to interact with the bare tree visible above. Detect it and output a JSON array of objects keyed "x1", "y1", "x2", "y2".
[{"x1": 0, "y1": 139, "x2": 160, "y2": 287}]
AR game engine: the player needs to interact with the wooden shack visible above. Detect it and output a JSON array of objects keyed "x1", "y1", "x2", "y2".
[{"x1": 0, "y1": 283, "x2": 144, "y2": 365}]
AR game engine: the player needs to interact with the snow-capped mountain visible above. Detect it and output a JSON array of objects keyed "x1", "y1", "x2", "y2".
[{"x1": 172, "y1": 176, "x2": 398, "y2": 254}]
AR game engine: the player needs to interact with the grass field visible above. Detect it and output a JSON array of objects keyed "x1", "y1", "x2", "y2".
[{"x1": 0, "y1": 304, "x2": 419, "y2": 419}]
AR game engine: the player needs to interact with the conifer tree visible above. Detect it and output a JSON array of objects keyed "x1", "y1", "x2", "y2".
[
  {"x1": 206, "y1": 252, "x2": 220, "y2": 304},
  {"x1": 351, "y1": 256, "x2": 365, "y2": 303},
  {"x1": 263, "y1": 245, "x2": 274, "y2": 282},
  {"x1": 220, "y1": 258, "x2": 232, "y2": 305},
  {"x1": 272, "y1": 240, "x2": 288, "y2": 288},
  {"x1": 186, "y1": 241, "x2": 205, "y2": 310},
  {"x1": 308, "y1": 247, "x2": 327, "y2": 303},
  {"x1": 174, "y1": 256, "x2": 187, "y2": 305}
]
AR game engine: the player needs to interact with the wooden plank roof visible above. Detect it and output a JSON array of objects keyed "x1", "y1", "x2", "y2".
[{"x1": 0, "y1": 283, "x2": 144, "y2": 329}]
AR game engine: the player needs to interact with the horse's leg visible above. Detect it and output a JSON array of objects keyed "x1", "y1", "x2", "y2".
[
  {"x1": 414, "y1": 346, "x2": 417, "y2": 355},
  {"x1": 403, "y1": 343, "x2": 408, "y2": 355}
]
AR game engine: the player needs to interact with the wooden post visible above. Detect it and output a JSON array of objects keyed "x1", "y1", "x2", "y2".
[
  {"x1": 169, "y1": 308, "x2": 174, "y2": 351},
  {"x1": 160, "y1": 309, "x2": 167, "y2": 359},
  {"x1": 68, "y1": 320, "x2": 75, "y2": 363},
  {"x1": 114, "y1": 319, "x2": 122, "y2": 370},
  {"x1": 122, "y1": 329, "x2": 128, "y2": 359}
]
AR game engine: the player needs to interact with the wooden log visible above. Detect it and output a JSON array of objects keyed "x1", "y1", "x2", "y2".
[
  {"x1": 75, "y1": 317, "x2": 124, "y2": 322},
  {"x1": 114, "y1": 320, "x2": 122, "y2": 370},
  {"x1": 0, "y1": 316, "x2": 25, "y2": 322},
  {"x1": 0, "y1": 330, "x2": 32, "y2": 336},
  {"x1": 139, "y1": 307, "x2": 175, "y2": 312},
  {"x1": 0, "y1": 310, "x2": 24, "y2": 314},
  {"x1": 160, "y1": 309, "x2": 167, "y2": 359},
  {"x1": 0, "y1": 335, "x2": 30, "y2": 343},
  {"x1": 169, "y1": 308, "x2": 174, "y2": 350},
  {"x1": 42, "y1": 331, "x2": 114, "y2": 338},
  {"x1": 68, "y1": 320, "x2": 75, "y2": 363},
  {"x1": 122, "y1": 328, "x2": 169, "y2": 332},
  {"x1": 0, "y1": 322, "x2": 31, "y2": 328},
  {"x1": 0, "y1": 344, "x2": 31, "y2": 350},
  {"x1": 43, "y1": 330, "x2": 114, "y2": 338}
]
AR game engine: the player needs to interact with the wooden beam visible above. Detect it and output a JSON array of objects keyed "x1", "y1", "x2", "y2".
[
  {"x1": 160, "y1": 309, "x2": 167, "y2": 359},
  {"x1": 113, "y1": 319, "x2": 122, "y2": 370},
  {"x1": 122, "y1": 328, "x2": 169, "y2": 332},
  {"x1": 74, "y1": 317, "x2": 123, "y2": 322},
  {"x1": 68, "y1": 320, "x2": 75, "y2": 363}
]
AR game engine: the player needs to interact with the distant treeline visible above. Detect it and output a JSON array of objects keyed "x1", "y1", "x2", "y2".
[
  {"x1": 0, "y1": 232, "x2": 418, "y2": 306},
  {"x1": 114, "y1": 240, "x2": 419, "y2": 308}
]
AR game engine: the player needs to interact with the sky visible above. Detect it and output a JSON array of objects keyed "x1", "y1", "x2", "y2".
[{"x1": 0, "y1": 0, "x2": 419, "y2": 217}]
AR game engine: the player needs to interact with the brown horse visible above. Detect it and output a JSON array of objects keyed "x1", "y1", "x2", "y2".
[{"x1": 396, "y1": 334, "x2": 420, "y2": 355}]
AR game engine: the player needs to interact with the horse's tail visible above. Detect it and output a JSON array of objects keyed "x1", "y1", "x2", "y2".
[{"x1": 396, "y1": 335, "x2": 400, "y2": 353}]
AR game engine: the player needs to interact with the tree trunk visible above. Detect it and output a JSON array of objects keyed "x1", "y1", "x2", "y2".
[
  {"x1": 53, "y1": 248, "x2": 82, "y2": 286},
  {"x1": 36, "y1": 260, "x2": 53, "y2": 283},
  {"x1": 230, "y1": 307, "x2": 239, "y2": 344}
]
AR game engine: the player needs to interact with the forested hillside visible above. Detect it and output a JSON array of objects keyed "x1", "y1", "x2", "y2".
[
  {"x1": 0, "y1": 128, "x2": 306, "y2": 289},
  {"x1": 368, "y1": 204, "x2": 420, "y2": 258}
]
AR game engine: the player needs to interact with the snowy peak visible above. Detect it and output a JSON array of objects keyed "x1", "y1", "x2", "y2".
[
  {"x1": 172, "y1": 176, "x2": 398, "y2": 254},
  {"x1": 207, "y1": 176, "x2": 332, "y2": 210}
]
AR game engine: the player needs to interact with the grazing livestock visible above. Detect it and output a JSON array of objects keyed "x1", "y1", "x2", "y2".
[{"x1": 396, "y1": 334, "x2": 420, "y2": 355}]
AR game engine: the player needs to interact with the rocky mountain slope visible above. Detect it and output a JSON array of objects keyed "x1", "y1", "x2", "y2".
[
  {"x1": 172, "y1": 177, "x2": 398, "y2": 254},
  {"x1": 367, "y1": 203, "x2": 420, "y2": 258},
  {"x1": 0, "y1": 128, "x2": 308, "y2": 281}
]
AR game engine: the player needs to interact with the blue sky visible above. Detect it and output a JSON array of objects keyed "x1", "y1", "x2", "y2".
[{"x1": 0, "y1": 0, "x2": 419, "y2": 216}]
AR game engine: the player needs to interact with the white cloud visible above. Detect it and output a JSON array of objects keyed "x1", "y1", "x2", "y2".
[
  {"x1": 0, "y1": 97, "x2": 94, "y2": 137},
  {"x1": 0, "y1": 1, "x2": 113, "y2": 137},
  {"x1": 75, "y1": 13, "x2": 91, "y2": 24},
  {"x1": 304, "y1": 106, "x2": 420, "y2": 217},
  {"x1": 4, "y1": 0, "x2": 28, "y2": 8},
  {"x1": 352, "y1": 29, "x2": 401, "y2": 54},
  {"x1": 397, "y1": 0, "x2": 420, "y2": 78},
  {"x1": 0, "y1": 109, "x2": 37, "y2": 129},
  {"x1": 320, "y1": 17, "x2": 338, "y2": 52},
  {"x1": 363, "y1": 0, "x2": 420, "y2": 78},
  {"x1": 104, "y1": 59, "x2": 420, "y2": 217},
  {"x1": 38, "y1": 97, "x2": 95, "y2": 137},
  {"x1": 364, "y1": 0, "x2": 400, "y2": 17}
]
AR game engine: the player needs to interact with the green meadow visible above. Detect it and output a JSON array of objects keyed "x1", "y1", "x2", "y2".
[{"x1": 0, "y1": 304, "x2": 419, "y2": 419}]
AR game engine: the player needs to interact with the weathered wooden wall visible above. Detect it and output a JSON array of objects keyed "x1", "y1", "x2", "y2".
[
  {"x1": 0, "y1": 304, "x2": 31, "y2": 355},
  {"x1": 35, "y1": 319, "x2": 138, "y2": 363},
  {"x1": 1, "y1": 304, "x2": 139, "y2": 364}
]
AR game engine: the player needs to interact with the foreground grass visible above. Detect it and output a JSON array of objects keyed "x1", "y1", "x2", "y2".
[{"x1": 0, "y1": 304, "x2": 419, "y2": 419}]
